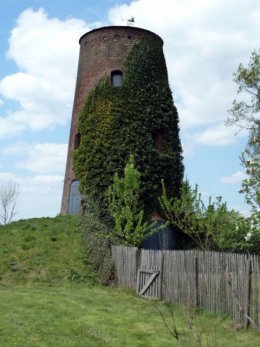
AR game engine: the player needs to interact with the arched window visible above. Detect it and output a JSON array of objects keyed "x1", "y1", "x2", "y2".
[
  {"x1": 68, "y1": 180, "x2": 80, "y2": 215},
  {"x1": 111, "y1": 70, "x2": 123, "y2": 87},
  {"x1": 74, "y1": 133, "x2": 81, "y2": 149}
]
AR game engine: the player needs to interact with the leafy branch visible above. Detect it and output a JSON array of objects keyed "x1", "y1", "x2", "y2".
[{"x1": 107, "y1": 155, "x2": 154, "y2": 247}]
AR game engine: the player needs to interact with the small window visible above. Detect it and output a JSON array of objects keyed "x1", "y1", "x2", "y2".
[
  {"x1": 152, "y1": 130, "x2": 164, "y2": 152},
  {"x1": 74, "y1": 133, "x2": 81, "y2": 149},
  {"x1": 111, "y1": 70, "x2": 123, "y2": 87}
]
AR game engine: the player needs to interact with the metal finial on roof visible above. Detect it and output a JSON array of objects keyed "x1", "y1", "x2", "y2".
[
  {"x1": 127, "y1": 17, "x2": 135, "y2": 26},
  {"x1": 121, "y1": 17, "x2": 135, "y2": 26}
]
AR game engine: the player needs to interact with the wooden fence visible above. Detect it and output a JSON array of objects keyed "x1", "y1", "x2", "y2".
[{"x1": 112, "y1": 246, "x2": 260, "y2": 329}]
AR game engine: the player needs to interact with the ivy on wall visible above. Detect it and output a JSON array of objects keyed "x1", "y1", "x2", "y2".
[{"x1": 73, "y1": 37, "x2": 184, "y2": 222}]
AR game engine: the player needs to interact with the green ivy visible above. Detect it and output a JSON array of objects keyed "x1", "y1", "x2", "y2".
[{"x1": 73, "y1": 37, "x2": 183, "y2": 222}]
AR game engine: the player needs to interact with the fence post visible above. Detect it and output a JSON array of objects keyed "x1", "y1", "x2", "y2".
[
  {"x1": 244, "y1": 258, "x2": 252, "y2": 328},
  {"x1": 135, "y1": 248, "x2": 141, "y2": 289},
  {"x1": 195, "y1": 256, "x2": 199, "y2": 307},
  {"x1": 160, "y1": 253, "x2": 164, "y2": 300}
]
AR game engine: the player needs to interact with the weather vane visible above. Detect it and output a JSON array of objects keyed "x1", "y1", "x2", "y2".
[{"x1": 121, "y1": 17, "x2": 135, "y2": 26}]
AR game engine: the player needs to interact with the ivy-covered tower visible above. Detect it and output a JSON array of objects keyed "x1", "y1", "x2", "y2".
[{"x1": 61, "y1": 26, "x2": 183, "y2": 219}]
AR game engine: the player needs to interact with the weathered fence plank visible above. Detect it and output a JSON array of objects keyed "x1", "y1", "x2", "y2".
[
  {"x1": 111, "y1": 246, "x2": 260, "y2": 329},
  {"x1": 111, "y1": 245, "x2": 138, "y2": 290}
]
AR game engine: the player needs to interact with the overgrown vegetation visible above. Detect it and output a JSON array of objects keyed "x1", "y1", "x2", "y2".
[
  {"x1": 159, "y1": 180, "x2": 259, "y2": 253},
  {"x1": 107, "y1": 155, "x2": 152, "y2": 247},
  {"x1": 79, "y1": 202, "x2": 115, "y2": 286},
  {"x1": 226, "y1": 49, "x2": 259, "y2": 228},
  {"x1": 74, "y1": 37, "x2": 183, "y2": 224}
]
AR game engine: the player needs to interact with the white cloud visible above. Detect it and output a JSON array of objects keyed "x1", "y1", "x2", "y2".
[
  {"x1": 17, "y1": 143, "x2": 68, "y2": 174},
  {"x1": 2, "y1": 142, "x2": 68, "y2": 175},
  {"x1": 0, "y1": 171, "x2": 64, "y2": 219},
  {"x1": 0, "y1": 110, "x2": 27, "y2": 138},
  {"x1": 1, "y1": 2, "x2": 258, "y2": 142},
  {"x1": 1, "y1": 141, "x2": 27, "y2": 155},
  {"x1": 180, "y1": 130, "x2": 196, "y2": 157},
  {"x1": 195, "y1": 124, "x2": 246, "y2": 146},
  {"x1": 109, "y1": 0, "x2": 259, "y2": 133},
  {"x1": 220, "y1": 171, "x2": 247, "y2": 184},
  {"x1": 17, "y1": 174, "x2": 64, "y2": 219},
  {"x1": 0, "y1": 8, "x2": 91, "y2": 138},
  {"x1": 0, "y1": 172, "x2": 19, "y2": 183}
]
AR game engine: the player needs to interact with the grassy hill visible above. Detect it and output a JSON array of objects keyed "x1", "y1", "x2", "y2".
[
  {"x1": 0, "y1": 215, "x2": 93, "y2": 285},
  {"x1": 0, "y1": 216, "x2": 260, "y2": 346}
]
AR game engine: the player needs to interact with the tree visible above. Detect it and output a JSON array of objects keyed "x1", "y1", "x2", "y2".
[
  {"x1": 159, "y1": 180, "x2": 252, "y2": 252},
  {"x1": 240, "y1": 126, "x2": 260, "y2": 211},
  {"x1": 107, "y1": 155, "x2": 150, "y2": 247},
  {"x1": 0, "y1": 181, "x2": 20, "y2": 225},
  {"x1": 226, "y1": 50, "x2": 260, "y2": 217},
  {"x1": 227, "y1": 50, "x2": 259, "y2": 130}
]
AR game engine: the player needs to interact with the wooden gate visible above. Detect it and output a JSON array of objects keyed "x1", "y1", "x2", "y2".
[
  {"x1": 136, "y1": 268, "x2": 161, "y2": 299},
  {"x1": 136, "y1": 250, "x2": 164, "y2": 299}
]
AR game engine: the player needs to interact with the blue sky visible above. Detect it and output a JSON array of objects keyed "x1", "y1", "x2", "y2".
[{"x1": 0, "y1": 0, "x2": 259, "y2": 220}]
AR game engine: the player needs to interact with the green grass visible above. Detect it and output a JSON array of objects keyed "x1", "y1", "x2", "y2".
[
  {"x1": 0, "y1": 284, "x2": 259, "y2": 347},
  {"x1": 0, "y1": 216, "x2": 259, "y2": 346},
  {"x1": 0, "y1": 215, "x2": 93, "y2": 284}
]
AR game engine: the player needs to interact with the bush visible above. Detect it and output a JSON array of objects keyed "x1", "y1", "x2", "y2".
[
  {"x1": 107, "y1": 155, "x2": 154, "y2": 247},
  {"x1": 80, "y1": 200, "x2": 115, "y2": 285},
  {"x1": 159, "y1": 180, "x2": 255, "y2": 253}
]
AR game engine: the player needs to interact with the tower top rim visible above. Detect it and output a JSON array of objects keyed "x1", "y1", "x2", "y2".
[{"x1": 79, "y1": 26, "x2": 163, "y2": 44}]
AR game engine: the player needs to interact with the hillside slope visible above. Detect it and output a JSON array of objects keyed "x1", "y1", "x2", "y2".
[{"x1": 0, "y1": 215, "x2": 92, "y2": 284}]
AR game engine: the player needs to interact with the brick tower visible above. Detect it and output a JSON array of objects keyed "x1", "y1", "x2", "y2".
[{"x1": 61, "y1": 26, "x2": 163, "y2": 214}]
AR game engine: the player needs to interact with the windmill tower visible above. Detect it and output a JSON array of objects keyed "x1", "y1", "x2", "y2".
[{"x1": 61, "y1": 26, "x2": 164, "y2": 214}]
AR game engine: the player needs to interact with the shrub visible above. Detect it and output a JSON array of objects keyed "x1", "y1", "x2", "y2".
[
  {"x1": 159, "y1": 180, "x2": 254, "y2": 252},
  {"x1": 79, "y1": 200, "x2": 115, "y2": 285},
  {"x1": 107, "y1": 155, "x2": 152, "y2": 247}
]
